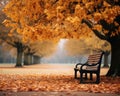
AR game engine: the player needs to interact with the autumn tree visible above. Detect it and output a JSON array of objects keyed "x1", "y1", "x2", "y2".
[
  {"x1": 3, "y1": 0, "x2": 120, "y2": 76},
  {"x1": 0, "y1": 0, "x2": 23, "y2": 66},
  {"x1": 24, "y1": 40, "x2": 57, "y2": 65},
  {"x1": 81, "y1": 0, "x2": 120, "y2": 76},
  {"x1": 64, "y1": 39, "x2": 92, "y2": 56},
  {"x1": 0, "y1": 10, "x2": 26, "y2": 67}
]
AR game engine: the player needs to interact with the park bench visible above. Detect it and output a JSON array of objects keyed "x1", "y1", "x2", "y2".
[{"x1": 74, "y1": 51, "x2": 104, "y2": 84}]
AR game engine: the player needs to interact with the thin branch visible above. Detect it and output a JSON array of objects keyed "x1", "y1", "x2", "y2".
[{"x1": 0, "y1": 33, "x2": 16, "y2": 47}]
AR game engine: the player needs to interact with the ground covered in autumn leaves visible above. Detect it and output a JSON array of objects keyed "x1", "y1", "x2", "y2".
[
  {"x1": 0, "y1": 74, "x2": 120, "y2": 94},
  {"x1": 0, "y1": 64, "x2": 120, "y2": 95}
]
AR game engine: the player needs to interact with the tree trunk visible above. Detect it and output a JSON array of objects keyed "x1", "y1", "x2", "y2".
[
  {"x1": 16, "y1": 47, "x2": 23, "y2": 67},
  {"x1": 24, "y1": 54, "x2": 33, "y2": 65},
  {"x1": 27, "y1": 54, "x2": 33, "y2": 65},
  {"x1": 33, "y1": 55, "x2": 40, "y2": 64},
  {"x1": 103, "y1": 53, "x2": 109, "y2": 68},
  {"x1": 23, "y1": 53, "x2": 28, "y2": 65},
  {"x1": 106, "y1": 41, "x2": 120, "y2": 76}
]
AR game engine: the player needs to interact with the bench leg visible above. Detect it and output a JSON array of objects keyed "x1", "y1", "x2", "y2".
[
  {"x1": 80, "y1": 72, "x2": 83, "y2": 83},
  {"x1": 96, "y1": 73, "x2": 100, "y2": 84},
  {"x1": 90, "y1": 73, "x2": 93, "y2": 80},
  {"x1": 74, "y1": 70, "x2": 77, "y2": 79}
]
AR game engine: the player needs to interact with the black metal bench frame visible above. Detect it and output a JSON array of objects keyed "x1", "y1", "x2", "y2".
[{"x1": 74, "y1": 52, "x2": 104, "y2": 84}]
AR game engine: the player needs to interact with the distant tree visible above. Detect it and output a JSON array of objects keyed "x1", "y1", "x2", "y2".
[
  {"x1": 0, "y1": 33, "x2": 27, "y2": 67},
  {"x1": 0, "y1": 42, "x2": 16, "y2": 63},
  {"x1": 32, "y1": 55, "x2": 41, "y2": 64},
  {"x1": 64, "y1": 39, "x2": 91, "y2": 56},
  {"x1": 103, "y1": 50, "x2": 110, "y2": 67},
  {"x1": 101, "y1": 42, "x2": 111, "y2": 68},
  {"x1": 32, "y1": 40, "x2": 58, "y2": 61},
  {"x1": 23, "y1": 47, "x2": 34, "y2": 65},
  {"x1": 64, "y1": 35, "x2": 111, "y2": 67},
  {"x1": 64, "y1": 35, "x2": 110, "y2": 55},
  {"x1": 23, "y1": 40, "x2": 57, "y2": 65}
]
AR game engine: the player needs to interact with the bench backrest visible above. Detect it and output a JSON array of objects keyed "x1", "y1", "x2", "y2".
[
  {"x1": 86, "y1": 51, "x2": 104, "y2": 70},
  {"x1": 88, "y1": 52, "x2": 103, "y2": 64}
]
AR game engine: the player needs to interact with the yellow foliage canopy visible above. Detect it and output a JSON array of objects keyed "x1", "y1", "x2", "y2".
[{"x1": 2, "y1": 0, "x2": 120, "y2": 42}]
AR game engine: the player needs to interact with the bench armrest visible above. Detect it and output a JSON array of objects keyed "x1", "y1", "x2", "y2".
[
  {"x1": 75, "y1": 62, "x2": 88, "y2": 68},
  {"x1": 75, "y1": 63, "x2": 83, "y2": 68}
]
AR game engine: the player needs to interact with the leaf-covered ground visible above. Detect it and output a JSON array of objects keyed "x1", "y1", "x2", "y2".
[{"x1": 0, "y1": 74, "x2": 120, "y2": 94}]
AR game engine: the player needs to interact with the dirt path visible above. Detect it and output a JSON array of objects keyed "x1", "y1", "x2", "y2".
[{"x1": 0, "y1": 64, "x2": 109, "y2": 75}]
